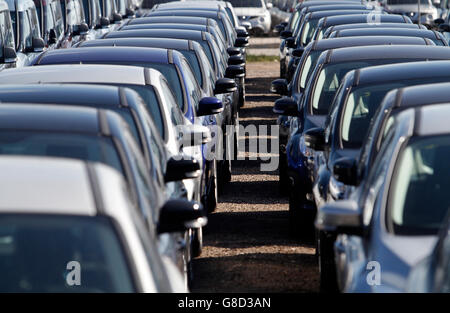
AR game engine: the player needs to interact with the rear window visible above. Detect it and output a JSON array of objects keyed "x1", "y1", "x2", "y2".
[{"x1": 0, "y1": 215, "x2": 135, "y2": 292}]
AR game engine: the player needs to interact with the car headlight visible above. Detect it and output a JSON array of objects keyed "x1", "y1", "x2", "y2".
[
  {"x1": 329, "y1": 175, "x2": 346, "y2": 200},
  {"x1": 299, "y1": 135, "x2": 314, "y2": 158},
  {"x1": 259, "y1": 16, "x2": 265, "y2": 23}
]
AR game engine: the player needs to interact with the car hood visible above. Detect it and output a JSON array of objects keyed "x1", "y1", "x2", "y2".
[{"x1": 235, "y1": 7, "x2": 267, "y2": 17}]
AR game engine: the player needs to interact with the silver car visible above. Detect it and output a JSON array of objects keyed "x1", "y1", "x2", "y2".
[{"x1": 0, "y1": 156, "x2": 189, "y2": 292}]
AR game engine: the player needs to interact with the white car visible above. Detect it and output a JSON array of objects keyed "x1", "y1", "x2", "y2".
[
  {"x1": 0, "y1": 156, "x2": 189, "y2": 292},
  {"x1": 384, "y1": 0, "x2": 439, "y2": 27},
  {"x1": 229, "y1": 0, "x2": 272, "y2": 35}
]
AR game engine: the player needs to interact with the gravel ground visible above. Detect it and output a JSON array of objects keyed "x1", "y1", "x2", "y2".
[
  {"x1": 191, "y1": 62, "x2": 319, "y2": 293},
  {"x1": 247, "y1": 37, "x2": 281, "y2": 56}
]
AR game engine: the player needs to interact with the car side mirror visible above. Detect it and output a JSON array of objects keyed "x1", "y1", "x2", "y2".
[
  {"x1": 304, "y1": 127, "x2": 325, "y2": 151},
  {"x1": 273, "y1": 97, "x2": 298, "y2": 116},
  {"x1": 292, "y1": 47, "x2": 304, "y2": 58},
  {"x1": 198, "y1": 97, "x2": 223, "y2": 116},
  {"x1": 333, "y1": 157, "x2": 358, "y2": 186},
  {"x1": 435, "y1": 18, "x2": 445, "y2": 25},
  {"x1": 179, "y1": 124, "x2": 211, "y2": 147},
  {"x1": 280, "y1": 30, "x2": 292, "y2": 38},
  {"x1": 438, "y1": 23, "x2": 450, "y2": 32},
  {"x1": 234, "y1": 37, "x2": 249, "y2": 48},
  {"x1": 270, "y1": 78, "x2": 288, "y2": 95},
  {"x1": 126, "y1": 8, "x2": 135, "y2": 18},
  {"x1": 275, "y1": 23, "x2": 287, "y2": 33},
  {"x1": 98, "y1": 17, "x2": 110, "y2": 29},
  {"x1": 227, "y1": 47, "x2": 241, "y2": 56},
  {"x1": 315, "y1": 200, "x2": 363, "y2": 235},
  {"x1": 228, "y1": 54, "x2": 245, "y2": 67},
  {"x1": 2, "y1": 46, "x2": 17, "y2": 63},
  {"x1": 225, "y1": 65, "x2": 245, "y2": 79},
  {"x1": 157, "y1": 199, "x2": 207, "y2": 234},
  {"x1": 73, "y1": 23, "x2": 89, "y2": 36},
  {"x1": 113, "y1": 13, "x2": 123, "y2": 23},
  {"x1": 31, "y1": 37, "x2": 45, "y2": 52},
  {"x1": 236, "y1": 28, "x2": 249, "y2": 38},
  {"x1": 285, "y1": 37, "x2": 296, "y2": 49},
  {"x1": 164, "y1": 156, "x2": 200, "y2": 182},
  {"x1": 214, "y1": 78, "x2": 237, "y2": 94}
]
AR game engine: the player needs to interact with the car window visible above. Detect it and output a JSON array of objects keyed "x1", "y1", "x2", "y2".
[
  {"x1": 388, "y1": 135, "x2": 450, "y2": 235},
  {"x1": 180, "y1": 58, "x2": 201, "y2": 112},
  {"x1": 0, "y1": 131, "x2": 124, "y2": 174},
  {"x1": 21, "y1": 11, "x2": 33, "y2": 49},
  {"x1": 0, "y1": 215, "x2": 135, "y2": 293},
  {"x1": 159, "y1": 75, "x2": 185, "y2": 126},
  {"x1": 228, "y1": 0, "x2": 263, "y2": 8},
  {"x1": 0, "y1": 9, "x2": 15, "y2": 50},
  {"x1": 50, "y1": 0, "x2": 64, "y2": 37},
  {"x1": 197, "y1": 46, "x2": 216, "y2": 95},
  {"x1": 180, "y1": 50, "x2": 203, "y2": 89}
]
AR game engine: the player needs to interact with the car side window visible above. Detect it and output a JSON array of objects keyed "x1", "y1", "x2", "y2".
[
  {"x1": 50, "y1": 0, "x2": 64, "y2": 38},
  {"x1": 180, "y1": 57, "x2": 201, "y2": 112},
  {"x1": 159, "y1": 76, "x2": 185, "y2": 127},
  {"x1": 21, "y1": 10, "x2": 33, "y2": 50},
  {"x1": 0, "y1": 10, "x2": 15, "y2": 50}
]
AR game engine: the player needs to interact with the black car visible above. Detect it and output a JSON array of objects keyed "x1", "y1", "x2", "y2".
[
  {"x1": 313, "y1": 13, "x2": 412, "y2": 41},
  {"x1": 329, "y1": 28, "x2": 448, "y2": 46},
  {"x1": 322, "y1": 21, "x2": 425, "y2": 38}
]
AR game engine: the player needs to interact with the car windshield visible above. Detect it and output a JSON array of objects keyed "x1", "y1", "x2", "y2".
[
  {"x1": 340, "y1": 83, "x2": 404, "y2": 149},
  {"x1": 311, "y1": 60, "x2": 407, "y2": 115},
  {"x1": 0, "y1": 131, "x2": 124, "y2": 175},
  {"x1": 228, "y1": 0, "x2": 263, "y2": 8},
  {"x1": 0, "y1": 215, "x2": 135, "y2": 292},
  {"x1": 388, "y1": 135, "x2": 450, "y2": 235}
]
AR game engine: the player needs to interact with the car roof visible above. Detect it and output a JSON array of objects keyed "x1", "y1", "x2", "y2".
[
  {"x1": 305, "y1": 4, "x2": 375, "y2": 12},
  {"x1": 129, "y1": 16, "x2": 212, "y2": 25},
  {"x1": 147, "y1": 9, "x2": 222, "y2": 19},
  {"x1": 353, "y1": 61, "x2": 450, "y2": 87},
  {"x1": 0, "y1": 156, "x2": 129, "y2": 217},
  {"x1": 320, "y1": 13, "x2": 410, "y2": 27},
  {"x1": 0, "y1": 83, "x2": 139, "y2": 109},
  {"x1": 0, "y1": 103, "x2": 101, "y2": 133},
  {"x1": 155, "y1": 2, "x2": 221, "y2": 9},
  {"x1": 328, "y1": 22, "x2": 424, "y2": 32},
  {"x1": 324, "y1": 45, "x2": 450, "y2": 64},
  {"x1": 334, "y1": 28, "x2": 442, "y2": 39},
  {"x1": 310, "y1": 35, "x2": 431, "y2": 51},
  {"x1": 306, "y1": 9, "x2": 373, "y2": 20},
  {"x1": 36, "y1": 46, "x2": 170, "y2": 65},
  {"x1": 105, "y1": 29, "x2": 205, "y2": 41},
  {"x1": 79, "y1": 37, "x2": 192, "y2": 51},
  {"x1": 0, "y1": 64, "x2": 149, "y2": 86},
  {"x1": 389, "y1": 82, "x2": 450, "y2": 110},
  {"x1": 297, "y1": 0, "x2": 363, "y2": 10},
  {"x1": 415, "y1": 103, "x2": 450, "y2": 136}
]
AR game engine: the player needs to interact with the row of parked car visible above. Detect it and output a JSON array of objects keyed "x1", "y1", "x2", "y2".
[
  {"x1": 272, "y1": 0, "x2": 450, "y2": 292},
  {"x1": 0, "y1": 0, "x2": 251, "y2": 292}
]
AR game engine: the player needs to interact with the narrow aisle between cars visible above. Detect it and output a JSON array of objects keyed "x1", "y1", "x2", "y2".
[{"x1": 191, "y1": 61, "x2": 319, "y2": 293}]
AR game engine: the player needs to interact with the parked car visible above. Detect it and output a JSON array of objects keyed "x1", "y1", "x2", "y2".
[
  {"x1": 284, "y1": 10, "x2": 381, "y2": 82},
  {"x1": 5, "y1": 0, "x2": 45, "y2": 66},
  {"x1": 322, "y1": 21, "x2": 425, "y2": 38},
  {"x1": 383, "y1": 0, "x2": 439, "y2": 27},
  {"x1": 0, "y1": 101, "x2": 205, "y2": 288},
  {"x1": 316, "y1": 101, "x2": 450, "y2": 292},
  {"x1": 226, "y1": 0, "x2": 271, "y2": 35},
  {"x1": 0, "y1": 155, "x2": 191, "y2": 292},
  {"x1": 271, "y1": 35, "x2": 433, "y2": 199},
  {"x1": 0, "y1": 0, "x2": 17, "y2": 69},
  {"x1": 102, "y1": 30, "x2": 239, "y2": 183},
  {"x1": 33, "y1": 0, "x2": 64, "y2": 48},
  {"x1": 277, "y1": 3, "x2": 377, "y2": 77},
  {"x1": 301, "y1": 46, "x2": 450, "y2": 291},
  {"x1": 313, "y1": 13, "x2": 411, "y2": 42},
  {"x1": 329, "y1": 28, "x2": 448, "y2": 46},
  {"x1": 81, "y1": 0, "x2": 113, "y2": 39}
]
